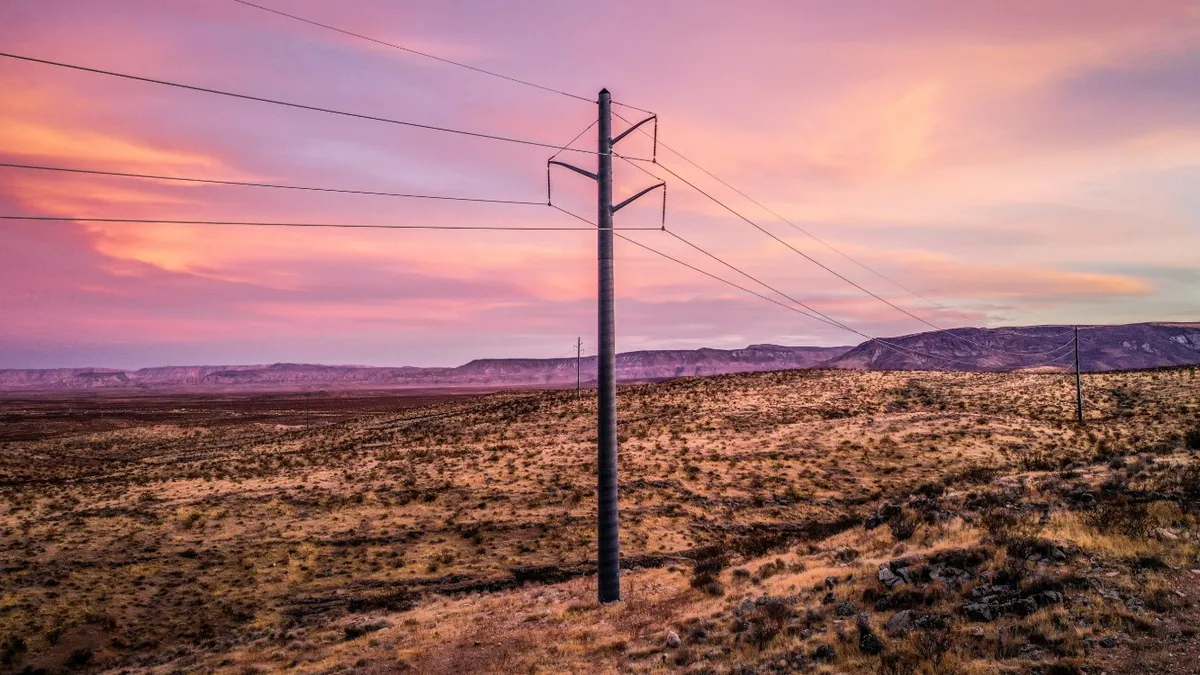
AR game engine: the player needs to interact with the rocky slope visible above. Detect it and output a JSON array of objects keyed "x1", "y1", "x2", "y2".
[
  {"x1": 825, "y1": 322, "x2": 1200, "y2": 372},
  {"x1": 0, "y1": 344, "x2": 850, "y2": 391}
]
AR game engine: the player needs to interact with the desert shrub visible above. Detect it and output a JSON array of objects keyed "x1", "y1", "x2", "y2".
[
  {"x1": 981, "y1": 507, "x2": 1043, "y2": 545},
  {"x1": 1, "y1": 636, "x2": 26, "y2": 666},
  {"x1": 67, "y1": 648, "x2": 93, "y2": 667},
  {"x1": 1020, "y1": 449, "x2": 1057, "y2": 471},
  {"x1": 1085, "y1": 499, "x2": 1150, "y2": 538},
  {"x1": 1185, "y1": 425, "x2": 1200, "y2": 451},
  {"x1": 736, "y1": 597, "x2": 795, "y2": 649},
  {"x1": 889, "y1": 511, "x2": 921, "y2": 541},
  {"x1": 690, "y1": 551, "x2": 728, "y2": 596},
  {"x1": 877, "y1": 653, "x2": 919, "y2": 675},
  {"x1": 914, "y1": 627, "x2": 952, "y2": 666},
  {"x1": 344, "y1": 621, "x2": 387, "y2": 641}
]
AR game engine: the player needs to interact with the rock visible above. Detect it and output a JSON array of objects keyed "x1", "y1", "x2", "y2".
[
  {"x1": 964, "y1": 603, "x2": 995, "y2": 622},
  {"x1": 885, "y1": 610, "x2": 916, "y2": 636},
  {"x1": 885, "y1": 609, "x2": 948, "y2": 636},
  {"x1": 859, "y1": 631, "x2": 885, "y2": 655},
  {"x1": 929, "y1": 565, "x2": 971, "y2": 587},
  {"x1": 1154, "y1": 528, "x2": 1180, "y2": 542},
  {"x1": 666, "y1": 631, "x2": 681, "y2": 648},
  {"x1": 969, "y1": 626, "x2": 985, "y2": 638},
  {"x1": 834, "y1": 600, "x2": 857, "y2": 617},
  {"x1": 878, "y1": 564, "x2": 905, "y2": 589},
  {"x1": 824, "y1": 576, "x2": 839, "y2": 589},
  {"x1": 821, "y1": 592, "x2": 836, "y2": 605},
  {"x1": 1031, "y1": 591, "x2": 1064, "y2": 607},
  {"x1": 1099, "y1": 635, "x2": 1119, "y2": 648},
  {"x1": 1001, "y1": 598, "x2": 1038, "y2": 617},
  {"x1": 811, "y1": 644, "x2": 836, "y2": 662}
]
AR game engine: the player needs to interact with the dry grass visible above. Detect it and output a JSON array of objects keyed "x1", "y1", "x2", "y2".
[{"x1": 0, "y1": 367, "x2": 1197, "y2": 673}]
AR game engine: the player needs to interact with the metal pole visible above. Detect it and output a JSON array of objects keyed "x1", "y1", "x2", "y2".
[
  {"x1": 576, "y1": 337, "x2": 583, "y2": 398},
  {"x1": 1074, "y1": 327, "x2": 1084, "y2": 425},
  {"x1": 596, "y1": 88, "x2": 621, "y2": 603}
]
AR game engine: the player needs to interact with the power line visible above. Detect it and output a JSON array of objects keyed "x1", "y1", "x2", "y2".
[
  {"x1": 0, "y1": 162, "x2": 545, "y2": 205},
  {"x1": 616, "y1": 153, "x2": 1060, "y2": 359},
  {"x1": 613, "y1": 232, "x2": 839, "y2": 329},
  {"x1": 233, "y1": 0, "x2": 654, "y2": 115},
  {"x1": 233, "y1": 0, "x2": 594, "y2": 104},
  {"x1": 614, "y1": 231, "x2": 994, "y2": 368},
  {"x1": 612, "y1": 110, "x2": 975, "y2": 323},
  {"x1": 561, "y1": 197, "x2": 1012, "y2": 368},
  {"x1": 0, "y1": 51, "x2": 603, "y2": 155},
  {"x1": 0, "y1": 215, "x2": 660, "y2": 231}
]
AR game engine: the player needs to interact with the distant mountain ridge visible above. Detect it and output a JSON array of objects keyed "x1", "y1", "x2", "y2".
[
  {"x1": 825, "y1": 322, "x2": 1200, "y2": 372},
  {"x1": 2, "y1": 322, "x2": 1196, "y2": 392},
  {"x1": 0, "y1": 345, "x2": 850, "y2": 392}
]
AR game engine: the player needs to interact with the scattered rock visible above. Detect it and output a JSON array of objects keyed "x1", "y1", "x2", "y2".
[
  {"x1": 666, "y1": 631, "x2": 681, "y2": 648},
  {"x1": 964, "y1": 603, "x2": 995, "y2": 622},
  {"x1": 1154, "y1": 528, "x2": 1180, "y2": 542},
  {"x1": 824, "y1": 576, "x2": 839, "y2": 589},
  {"x1": 1031, "y1": 590, "x2": 1064, "y2": 607},
  {"x1": 1099, "y1": 635, "x2": 1119, "y2": 648},
  {"x1": 929, "y1": 564, "x2": 971, "y2": 588},
  {"x1": 878, "y1": 565, "x2": 905, "y2": 589},
  {"x1": 834, "y1": 600, "x2": 857, "y2": 617},
  {"x1": 884, "y1": 610, "x2": 948, "y2": 636},
  {"x1": 1001, "y1": 598, "x2": 1038, "y2": 617}
]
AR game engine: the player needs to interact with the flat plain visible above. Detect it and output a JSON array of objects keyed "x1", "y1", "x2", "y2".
[{"x1": 1, "y1": 367, "x2": 1198, "y2": 674}]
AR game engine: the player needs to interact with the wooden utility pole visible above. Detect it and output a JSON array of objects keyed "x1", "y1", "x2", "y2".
[
  {"x1": 1074, "y1": 327, "x2": 1084, "y2": 425},
  {"x1": 547, "y1": 90, "x2": 662, "y2": 603}
]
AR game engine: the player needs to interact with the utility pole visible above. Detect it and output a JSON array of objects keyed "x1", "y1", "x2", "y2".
[
  {"x1": 1074, "y1": 327, "x2": 1084, "y2": 425},
  {"x1": 548, "y1": 89, "x2": 663, "y2": 604},
  {"x1": 576, "y1": 337, "x2": 583, "y2": 398}
]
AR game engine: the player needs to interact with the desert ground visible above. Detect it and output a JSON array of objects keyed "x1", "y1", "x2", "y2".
[{"x1": 1, "y1": 367, "x2": 1198, "y2": 674}]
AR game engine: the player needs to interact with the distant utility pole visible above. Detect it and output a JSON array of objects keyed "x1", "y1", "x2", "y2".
[
  {"x1": 576, "y1": 337, "x2": 584, "y2": 398},
  {"x1": 549, "y1": 89, "x2": 663, "y2": 604},
  {"x1": 1074, "y1": 327, "x2": 1084, "y2": 425}
]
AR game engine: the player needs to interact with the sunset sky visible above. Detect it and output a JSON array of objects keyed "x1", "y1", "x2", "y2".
[{"x1": 1, "y1": 0, "x2": 1197, "y2": 369}]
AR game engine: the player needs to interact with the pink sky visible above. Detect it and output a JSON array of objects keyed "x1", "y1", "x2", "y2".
[{"x1": 1, "y1": 0, "x2": 1198, "y2": 368}]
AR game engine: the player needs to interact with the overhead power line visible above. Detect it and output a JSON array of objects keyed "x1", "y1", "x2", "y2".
[
  {"x1": 0, "y1": 215, "x2": 659, "y2": 232},
  {"x1": 617, "y1": 153, "x2": 1061, "y2": 359},
  {"x1": 555, "y1": 195, "x2": 1023, "y2": 369},
  {"x1": 0, "y1": 51, "x2": 603, "y2": 155},
  {"x1": 232, "y1": 0, "x2": 654, "y2": 114},
  {"x1": 612, "y1": 110, "x2": 974, "y2": 323},
  {"x1": 0, "y1": 162, "x2": 545, "y2": 205}
]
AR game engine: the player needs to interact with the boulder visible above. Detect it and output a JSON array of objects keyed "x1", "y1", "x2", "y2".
[
  {"x1": 964, "y1": 603, "x2": 995, "y2": 622},
  {"x1": 666, "y1": 630, "x2": 681, "y2": 648},
  {"x1": 834, "y1": 600, "x2": 857, "y2": 617},
  {"x1": 878, "y1": 565, "x2": 904, "y2": 589}
]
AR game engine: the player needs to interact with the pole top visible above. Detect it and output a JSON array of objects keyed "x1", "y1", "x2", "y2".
[{"x1": 599, "y1": 88, "x2": 610, "y2": 97}]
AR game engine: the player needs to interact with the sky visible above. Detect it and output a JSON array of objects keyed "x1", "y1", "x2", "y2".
[{"x1": 0, "y1": 0, "x2": 1197, "y2": 369}]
